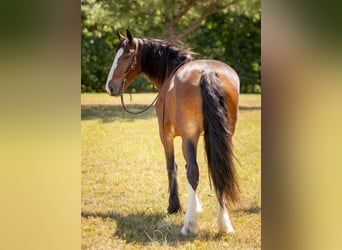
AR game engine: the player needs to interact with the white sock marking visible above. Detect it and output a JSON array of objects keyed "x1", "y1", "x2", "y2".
[
  {"x1": 181, "y1": 184, "x2": 199, "y2": 235},
  {"x1": 217, "y1": 205, "x2": 234, "y2": 234},
  {"x1": 195, "y1": 194, "x2": 203, "y2": 213},
  {"x1": 105, "y1": 47, "x2": 124, "y2": 94}
]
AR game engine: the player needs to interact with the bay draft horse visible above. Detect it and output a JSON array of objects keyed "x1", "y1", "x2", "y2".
[{"x1": 106, "y1": 30, "x2": 240, "y2": 235}]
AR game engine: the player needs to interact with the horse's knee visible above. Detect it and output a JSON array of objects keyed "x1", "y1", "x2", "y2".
[{"x1": 186, "y1": 163, "x2": 199, "y2": 190}]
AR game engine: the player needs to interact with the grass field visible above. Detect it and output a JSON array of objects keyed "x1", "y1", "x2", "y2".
[{"x1": 81, "y1": 93, "x2": 261, "y2": 249}]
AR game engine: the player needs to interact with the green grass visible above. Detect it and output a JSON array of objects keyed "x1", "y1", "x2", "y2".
[{"x1": 81, "y1": 93, "x2": 261, "y2": 249}]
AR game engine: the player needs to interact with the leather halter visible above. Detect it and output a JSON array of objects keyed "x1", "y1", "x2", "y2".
[
  {"x1": 118, "y1": 40, "x2": 138, "y2": 95},
  {"x1": 119, "y1": 39, "x2": 159, "y2": 114}
]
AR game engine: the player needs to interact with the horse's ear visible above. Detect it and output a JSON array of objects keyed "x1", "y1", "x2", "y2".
[
  {"x1": 126, "y1": 29, "x2": 133, "y2": 44},
  {"x1": 116, "y1": 30, "x2": 125, "y2": 40}
]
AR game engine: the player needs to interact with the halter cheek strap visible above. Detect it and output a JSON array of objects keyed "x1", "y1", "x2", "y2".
[
  {"x1": 119, "y1": 39, "x2": 159, "y2": 114},
  {"x1": 119, "y1": 40, "x2": 139, "y2": 95},
  {"x1": 119, "y1": 55, "x2": 137, "y2": 94},
  {"x1": 122, "y1": 56, "x2": 137, "y2": 81}
]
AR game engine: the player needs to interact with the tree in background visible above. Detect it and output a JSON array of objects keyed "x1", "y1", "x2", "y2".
[
  {"x1": 187, "y1": 10, "x2": 260, "y2": 93},
  {"x1": 81, "y1": 0, "x2": 260, "y2": 93}
]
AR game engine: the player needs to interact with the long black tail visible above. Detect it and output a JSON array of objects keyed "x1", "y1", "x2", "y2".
[{"x1": 199, "y1": 71, "x2": 239, "y2": 208}]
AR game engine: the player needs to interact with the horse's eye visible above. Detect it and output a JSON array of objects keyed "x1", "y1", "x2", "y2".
[{"x1": 123, "y1": 54, "x2": 130, "y2": 60}]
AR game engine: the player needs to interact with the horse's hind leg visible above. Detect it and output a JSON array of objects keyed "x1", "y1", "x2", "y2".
[
  {"x1": 163, "y1": 137, "x2": 181, "y2": 214},
  {"x1": 181, "y1": 138, "x2": 202, "y2": 235},
  {"x1": 217, "y1": 203, "x2": 235, "y2": 234}
]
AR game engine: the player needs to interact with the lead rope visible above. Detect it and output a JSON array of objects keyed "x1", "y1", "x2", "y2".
[{"x1": 120, "y1": 92, "x2": 159, "y2": 115}]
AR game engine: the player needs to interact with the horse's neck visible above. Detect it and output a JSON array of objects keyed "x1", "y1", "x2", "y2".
[{"x1": 138, "y1": 38, "x2": 190, "y2": 91}]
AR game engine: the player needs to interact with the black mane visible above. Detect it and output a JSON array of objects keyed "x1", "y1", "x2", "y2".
[{"x1": 140, "y1": 39, "x2": 193, "y2": 84}]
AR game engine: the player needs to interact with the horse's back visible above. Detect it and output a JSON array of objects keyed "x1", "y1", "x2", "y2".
[
  {"x1": 161, "y1": 59, "x2": 239, "y2": 138},
  {"x1": 175, "y1": 60, "x2": 239, "y2": 91}
]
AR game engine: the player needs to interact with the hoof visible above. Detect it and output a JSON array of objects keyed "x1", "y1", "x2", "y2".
[
  {"x1": 166, "y1": 206, "x2": 182, "y2": 214},
  {"x1": 217, "y1": 221, "x2": 235, "y2": 234},
  {"x1": 181, "y1": 222, "x2": 198, "y2": 235},
  {"x1": 218, "y1": 227, "x2": 235, "y2": 235}
]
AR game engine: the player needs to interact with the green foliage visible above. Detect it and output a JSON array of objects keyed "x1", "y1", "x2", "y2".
[
  {"x1": 187, "y1": 11, "x2": 261, "y2": 93},
  {"x1": 81, "y1": 0, "x2": 260, "y2": 93}
]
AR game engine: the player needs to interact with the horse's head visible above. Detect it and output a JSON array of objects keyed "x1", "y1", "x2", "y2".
[{"x1": 106, "y1": 29, "x2": 140, "y2": 96}]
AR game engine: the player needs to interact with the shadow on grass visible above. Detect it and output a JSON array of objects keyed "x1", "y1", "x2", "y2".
[
  {"x1": 81, "y1": 104, "x2": 156, "y2": 123},
  {"x1": 234, "y1": 205, "x2": 261, "y2": 216},
  {"x1": 81, "y1": 104, "x2": 260, "y2": 123},
  {"x1": 239, "y1": 106, "x2": 261, "y2": 110},
  {"x1": 81, "y1": 210, "x2": 230, "y2": 246}
]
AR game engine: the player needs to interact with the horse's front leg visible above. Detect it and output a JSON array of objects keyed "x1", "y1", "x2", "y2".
[{"x1": 162, "y1": 136, "x2": 182, "y2": 214}]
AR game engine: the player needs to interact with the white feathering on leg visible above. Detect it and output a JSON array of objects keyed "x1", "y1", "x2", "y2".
[
  {"x1": 181, "y1": 184, "x2": 199, "y2": 235},
  {"x1": 195, "y1": 194, "x2": 203, "y2": 213},
  {"x1": 217, "y1": 205, "x2": 235, "y2": 234}
]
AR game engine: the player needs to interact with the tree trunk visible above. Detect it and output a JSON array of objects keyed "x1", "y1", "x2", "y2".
[{"x1": 163, "y1": 0, "x2": 237, "y2": 43}]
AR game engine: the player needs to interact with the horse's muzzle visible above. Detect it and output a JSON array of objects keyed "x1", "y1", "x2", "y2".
[{"x1": 107, "y1": 82, "x2": 122, "y2": 96}]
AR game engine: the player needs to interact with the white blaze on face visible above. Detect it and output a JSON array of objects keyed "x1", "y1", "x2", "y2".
[{"x1": 106, "y1": 47, "x2": 124, "y2": 94}]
